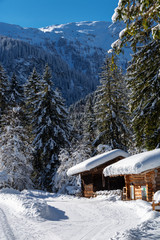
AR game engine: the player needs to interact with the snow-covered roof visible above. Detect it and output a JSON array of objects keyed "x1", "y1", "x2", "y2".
[
  {"x1": 103, "y1": 149, "x2": 160, "y2": 177},
  {"x1": 67, "y1": 149, "x2": 129, "y2": 176}
]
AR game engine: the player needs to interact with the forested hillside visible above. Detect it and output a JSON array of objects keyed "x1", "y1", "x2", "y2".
[{"x1": 0, "y1": 21, "x2": 130, "y2": 105}]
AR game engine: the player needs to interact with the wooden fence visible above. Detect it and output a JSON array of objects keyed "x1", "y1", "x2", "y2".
[{"x1": 152, "y1": 201, "x2": 160, "y2": 211}]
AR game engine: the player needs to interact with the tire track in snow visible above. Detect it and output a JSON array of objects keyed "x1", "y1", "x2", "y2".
[
  {"x1": 78, "y1": 202, "x2": 137, "y2": 240},
  {"x1": 78, "y1": 207, "x2": 120, "y2": 240},
  {"x1": 0, "y1": 208, "x2": 15, "y2": 240}
]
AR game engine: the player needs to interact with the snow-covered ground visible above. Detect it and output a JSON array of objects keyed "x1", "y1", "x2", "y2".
[{"x1": 0, "y1": 189, "x2": 159, "y2": 240}]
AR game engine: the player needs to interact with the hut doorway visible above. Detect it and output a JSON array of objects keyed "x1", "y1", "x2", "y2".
[{"x1": 104, "y1": 176, "x2": 125, "y2": 191}]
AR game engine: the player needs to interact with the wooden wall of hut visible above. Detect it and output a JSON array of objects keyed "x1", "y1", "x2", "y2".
[
  {"x1": 124, "y1": 168, "x2": 160, "y2": 202},
  {"x1": 81, "y1": 156, "x2": 125, "y2": 198}
]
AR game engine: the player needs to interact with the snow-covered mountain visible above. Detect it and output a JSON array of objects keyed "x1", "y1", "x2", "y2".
[
  {"x1": 0, "y1": 21, "x2": 121, "y2": 50},
  {"x1": 0, "y1": 21, "x2": 130, "y2": 105}
]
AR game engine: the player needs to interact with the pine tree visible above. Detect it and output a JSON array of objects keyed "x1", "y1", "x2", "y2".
[
  {"x1": 25, "y1": 68, "x2": 41, "y2": 98},
  {"x1": 24, "y1": 68, "x2": 41, "y2": 121},
  {"x1": 82, "y1": 94, "x2": 96, "y2": 150},
  {"x1": 0, "y1": 64, "x2": 9, "y2": 117},
  {"x1": 32, "y1": 65, "x2": 71, "y2": 191},
  {"x1": 8, "y1": 73, "x2": 24, "y2": 107},
  {"x1": 69, "y1": 98, "x2": 86, "y2": 138},
  {"x1": 111, "y1": 0, "x2": 160, "y2": 149},
  {"x1": 24, "y1": 67, "x2": 42, "y2": 144},
  {"x1": 111, "y1": 0, "x2": 160, "y2": 53},
  {"x1": 127, "y1": 41, "x2": 160, "y2": 149},
  {"x1": 69, "y1": 93, "x2": 97, "y2": 150},
  {"x1": 94, "y1": 56, "x2": 130, "y2": 150},
  {"x1": 0, "y1": 107, "x2": 34, "y2": 190}
]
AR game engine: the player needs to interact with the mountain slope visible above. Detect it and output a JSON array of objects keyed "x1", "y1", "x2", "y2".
[{"x1": 0, "y1": 21, "x2": 130, "y2": 105}]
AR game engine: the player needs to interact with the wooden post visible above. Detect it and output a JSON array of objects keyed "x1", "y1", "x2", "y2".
[
  {"x1": 124, "y1": 175, "x2": 130, "y2": 200},
  {"x1": 145, "y1": 172, "x2": 149, "y2": 202},
  {"x1": 145, "y1": 173, "x2": 152, "y2": 202},
  {"x1": 153, "y1": 169, "x2": 158, "y2": 193},
  {"x1": 152, "y1": 201, "x2": 155, "y2": 211},
  {"x1": 102, "y1": 173, "x2": 105, "y2": 188}
]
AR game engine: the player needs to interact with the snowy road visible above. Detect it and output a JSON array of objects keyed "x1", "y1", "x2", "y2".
[
  {"x1": 0, "y1": 207, "x2": 15, "y2": 240},
  {"x1": 47, "y1": 196, "x2": 142, "y2": 240},
  {"x1": 0, "y1": 189, "x2": 159, "y2": 240}
]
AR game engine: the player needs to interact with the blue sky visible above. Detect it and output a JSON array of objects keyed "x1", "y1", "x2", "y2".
[{"x1": 0, "y1": 0, "x2": 117, "y2": 28}]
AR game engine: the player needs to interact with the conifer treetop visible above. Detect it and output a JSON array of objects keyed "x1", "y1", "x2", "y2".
[{"x1": 111, "y1": 0, "x2": 160, "y2": 53}]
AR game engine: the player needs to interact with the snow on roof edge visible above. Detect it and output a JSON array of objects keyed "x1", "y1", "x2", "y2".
[
  {"x1": 67, "y1": 149, "x2": 129, "y2": 177},
  {"x1": 103, "y1": 148, "x2": 160, "y2": 177}
]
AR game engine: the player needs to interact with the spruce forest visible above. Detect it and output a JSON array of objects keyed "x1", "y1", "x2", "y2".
[{"x1": 0, "y1": 0, "x2": 159, "y2": 196}]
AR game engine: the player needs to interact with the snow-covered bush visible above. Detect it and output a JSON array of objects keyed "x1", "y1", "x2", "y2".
[
  {"x1": 0, "y1": 107, "x2": 34, "y2": 190},
  {"x1": 96, "y1": 144, "x2": 112, "y2": 154},
  {"x1": 0, "y1": 171, "x2": 9, "y2": 188},
  {"x1": 53, "y1": 144, "x2": 91, "y2": 194}
]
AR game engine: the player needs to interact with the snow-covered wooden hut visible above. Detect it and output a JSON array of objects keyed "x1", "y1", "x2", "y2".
[
  {"x1": 67, "y1": 149, "x2": 129, "y2": 198},
  {"x1": 103, "y1": 149, "x2": 160, "y2": 202}
]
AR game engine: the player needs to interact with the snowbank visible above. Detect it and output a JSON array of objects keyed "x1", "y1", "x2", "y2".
[
  {"x1": 103, "y1": 149, "x2": 160, "y2": 177},
  {"x1": 112, "y1": 200, "x2": 160, "y2": 240},
  {"x1": 153, "y1": 191, "x2": 160, "y2": 203},
  {"x1": 0, "y1": 189, "x2": 68, "y2": 221},
  {"x1": 95, "y1": 189, "x2": 122, "y2": 201},
  {"x1": 67, "y1": 149, "x2": 129, "y2": 176}
]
